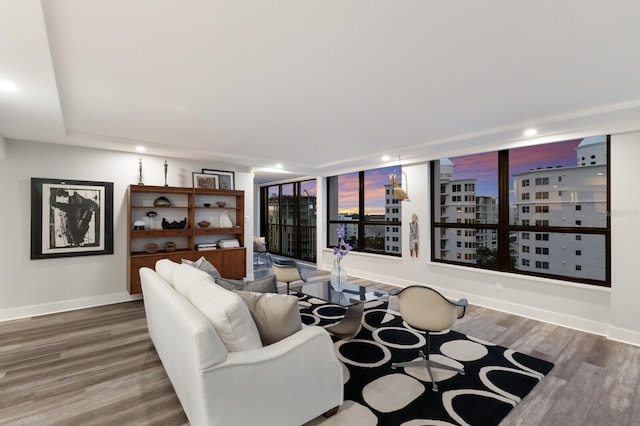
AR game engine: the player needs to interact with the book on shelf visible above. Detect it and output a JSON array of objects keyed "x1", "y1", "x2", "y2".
[
  {"x1": 218, "y1": 239, "x2": 240, "y2": 248},
  {"x1": 196, "y1": 243, "x2": 218, "y2": 251}
]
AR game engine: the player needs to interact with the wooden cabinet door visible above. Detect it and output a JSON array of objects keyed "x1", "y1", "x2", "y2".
[{"x1": 221, "y1": 248, "x2": 246, "y2": 279}]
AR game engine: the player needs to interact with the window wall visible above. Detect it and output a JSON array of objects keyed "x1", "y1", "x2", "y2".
[
  {"x1": 327, "y1": 166, "x2": 402, "y2": 256},
  {"x1": 260, "y1": 179, "x2": 317, "y2": 262},
  {"x1": 431, "y1": 136, "x2": 610, "y2": 286}
]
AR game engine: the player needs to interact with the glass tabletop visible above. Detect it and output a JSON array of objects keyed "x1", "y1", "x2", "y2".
[{"x1": 295, "y1": 280, "x2": 388, "y2": 307}]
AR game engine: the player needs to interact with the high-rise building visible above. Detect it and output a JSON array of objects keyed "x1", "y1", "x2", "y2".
[
  {"x1": 384, "y1": 183, "x2": 402, "y2": 254},
  {"x1": 512, "y1": 136, "x2": 607, "y2": 280},
  {"x1": 436, "y1": 158, "x2": 499, "y2": 262}
]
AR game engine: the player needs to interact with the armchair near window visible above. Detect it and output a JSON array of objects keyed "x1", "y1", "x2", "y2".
[{"x1": 391, "y1": 285, "x2": 468, "y2": 391}]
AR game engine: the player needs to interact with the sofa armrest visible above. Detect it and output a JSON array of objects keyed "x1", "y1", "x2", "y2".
[
  {"x1": 200, "y1": 326, "x2": 343, "y2": 426},
  {"x1": 212, "y1": 325, "x2": 334, "y2": 366}
]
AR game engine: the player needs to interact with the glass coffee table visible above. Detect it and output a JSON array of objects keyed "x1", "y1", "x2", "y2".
[{"x1": 294, "y1": 280, "x2": 388, "y2": 340}]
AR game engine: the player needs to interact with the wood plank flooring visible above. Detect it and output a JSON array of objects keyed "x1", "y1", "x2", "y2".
[{"x1": 1, "y1": 279, "x2": 639, "y2": 425}]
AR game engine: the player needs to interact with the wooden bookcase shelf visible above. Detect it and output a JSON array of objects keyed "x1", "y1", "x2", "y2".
[{"x1": 127, "y1": 185, "x2": 246, "y2": 294}]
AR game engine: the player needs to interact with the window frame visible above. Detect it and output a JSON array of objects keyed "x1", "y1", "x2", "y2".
[
  {"x1": 430, "y1": 137, "x2": 611, "y2": 287},
  {"x1": 327, "y1": 168, "x2": 402, "y2": 257}
]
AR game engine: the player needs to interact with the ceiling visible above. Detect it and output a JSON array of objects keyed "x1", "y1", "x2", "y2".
[{"x1": 2, "y1": 1, "x2": 640, "y2": 184}]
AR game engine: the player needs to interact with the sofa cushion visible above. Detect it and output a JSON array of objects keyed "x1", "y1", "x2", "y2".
[
  {"x1": 235, "y1": 291, "x2": 302, "y2": 345},
  {"x1": 155, "y1": 259, "x2": 180, "y2": 286},
  {"x1": 215, "y1": 275, "x2": 278, "y2": 293},
  {"x1": 173, "y1": 263, "x2": 215, "y2": 299},
  {"x1": 182, "y1": 256, "x2": 221, "y2": 279},
  {"x1": 190, "y1": 280, "x2": 262, "y2": 352},
  {"x1": 213, "y1": 276, "x2": 245, "y2": 291}
]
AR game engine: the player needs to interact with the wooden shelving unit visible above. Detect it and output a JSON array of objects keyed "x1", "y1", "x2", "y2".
[{"x1": 127, "y1": 185, "x2": 246, "y2": 294}]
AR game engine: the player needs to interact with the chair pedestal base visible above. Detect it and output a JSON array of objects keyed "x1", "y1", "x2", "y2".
[{"x1": 391, "y1": 350, "x2": 464, "y2": 392}]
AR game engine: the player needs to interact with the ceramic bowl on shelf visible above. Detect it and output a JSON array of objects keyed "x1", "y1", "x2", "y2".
[
  {"x1": 198, "y1": 220, "x2": 211, "y2": 228},
  {"x1": 153, "y1": 196, "x2": 171, "y2": 207},
  {"x1": 203, "y1": 203, "x2": 211, "y2": 208},
  {"x1": 216, "y1": 201, "x2": 226, "y2": 208}
]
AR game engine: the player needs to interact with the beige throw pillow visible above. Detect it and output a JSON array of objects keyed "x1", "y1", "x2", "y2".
[{"x1": 235, "y1": 291, "x2": 302, "y2": 346}]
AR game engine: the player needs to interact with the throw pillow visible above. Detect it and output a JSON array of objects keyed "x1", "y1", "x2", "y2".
[
  {"x1": 173, "y1": 263, "x2": 214, "y2": 299},
  {"x1": 243, "y1": 275, "x2": 278, "y2": 293},
  {"x1": 181, "y1": 256, "x2": 221, "y2": 279},
  {"x1": 235, "y1": 290, "x2": 302, "y2": 345},
  {"x1": 155, "y1": 259, "x2": 179, "y2": 286},
  {"x1": 190, "y1": 280, "x2": 262, "y2": 352},
  {"x1": 213, "y1": 276, "x2": 245, "y2": 291},
  {"x1": 215, "y1": 275, "x2": 278, "y2": 293}
]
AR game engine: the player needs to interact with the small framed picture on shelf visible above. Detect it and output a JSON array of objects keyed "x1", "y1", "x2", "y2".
[
  {"x1": 202, "y1": 169, "x2": 235, "y2": 190},
  {"x1": 193, "y1": 172, "x2": 218, "y2": 189}
]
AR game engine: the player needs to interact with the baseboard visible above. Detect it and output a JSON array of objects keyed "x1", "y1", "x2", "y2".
[
  {"x1": 0, "y1": 292, "x2": 141, "y2": 322},
  {"x1": 467, "y1": 294, "x2": 610, "y2": 337},
  {"x1": 608, "y1": 326, "x2": 640, "y2": 347},
  {"x1": 342, "y1": 266, "x2": 612, "y2": 338}
]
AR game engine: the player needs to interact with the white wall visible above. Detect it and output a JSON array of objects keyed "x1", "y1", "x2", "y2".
[
  {"x1": 0, "y1": 134, "x2": 6, "y2": 159},
  {"x1": 609, "y1": 134, "x2": 640, "y2": 344},
  {"x1": 318, "y1": 133, "x2": 640, "y2": 347},
  {"x1": 0, "y1": 139, "x2": 253, "y2": 320},
  {"x1": 4, "y1": 135, "x2": 639, "y2": 346}
]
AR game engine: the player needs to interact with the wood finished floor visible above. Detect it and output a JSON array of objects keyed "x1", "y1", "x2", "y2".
[{"x1": 1, "y1": 278, "x2": 640, "y2": 425}]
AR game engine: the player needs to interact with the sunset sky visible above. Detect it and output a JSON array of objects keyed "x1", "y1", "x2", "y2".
[
  {"x1": 337, "y1": 166, "x2": 395, "y2": 215},
  {"x1": 448, "y1": 139, "x2": 583, "y2": 198}
]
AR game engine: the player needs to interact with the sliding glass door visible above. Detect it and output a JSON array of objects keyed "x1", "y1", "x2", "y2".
[{"x1": 261, "y1": 179, "x2": 317, "y2": 262}]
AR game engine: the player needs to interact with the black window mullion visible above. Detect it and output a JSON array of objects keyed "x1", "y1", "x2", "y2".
[
  {"x1": 358, "y1": 171, "x2": 365, "y2": 252},
  {"x1": 497, "y1": 150, "x2": 510, "y2": 270}
]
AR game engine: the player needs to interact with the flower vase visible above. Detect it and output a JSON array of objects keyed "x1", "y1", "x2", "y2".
[{"x1": 330, "y1": 264, "x2": 347, "y2": 292}]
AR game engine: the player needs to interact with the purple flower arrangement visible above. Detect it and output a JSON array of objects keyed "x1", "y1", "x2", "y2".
[{"x1": 333, "y1": 226, "x2": 352, "y2": 266}]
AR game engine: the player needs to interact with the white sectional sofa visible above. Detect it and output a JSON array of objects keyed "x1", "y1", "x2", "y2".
[{"x1": 140, "y1": 259, "x2": 343, "y2": 426}]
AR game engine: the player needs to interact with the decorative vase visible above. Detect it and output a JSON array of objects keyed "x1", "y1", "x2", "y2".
[
  {"x1": 219, "y1": 210, "x2": 233, "y2": 228},
  {"x1": 330, "y1": 263, "x2": 347, "y2": 292}
]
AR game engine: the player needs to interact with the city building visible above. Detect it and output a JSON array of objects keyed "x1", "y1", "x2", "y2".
[{"x1": 512, "y1": 137, "x2": 607, "y2": 281}]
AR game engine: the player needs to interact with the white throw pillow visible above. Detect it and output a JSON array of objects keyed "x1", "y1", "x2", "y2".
[
  {"x1": 155, "y1": 259, "x2": 180, "y2": 286},
  {"x1": 190, "y1": 280, "x2": 262, "y2": 352},
  {"x1": 235, "y1": 291, "x2": 302, "y2": 346},
  {"x1": 173, "y1": 263, "x2": 214, "y2": 299}
]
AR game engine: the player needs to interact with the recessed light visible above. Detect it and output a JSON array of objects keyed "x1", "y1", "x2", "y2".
[
  {"x1": 523, "y1": 128, "x2": 538, "y2": 137},
  {"x1": 275, "y1": 163, "x2": 283, "y2": 169},
  {"x1": 136, "y1": 146, "x2": 146, "y2": 153},
  {"x1": 0, "y1": 80, "x2": 18, "y2": 92},
  {"x1": 382, "y1": 155, "x2": 390, "y2": 162}
]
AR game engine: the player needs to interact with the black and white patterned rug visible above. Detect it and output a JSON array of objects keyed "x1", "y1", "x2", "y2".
[{"x1": 297, "y1": 292, "x2": 554, "y2": 426}]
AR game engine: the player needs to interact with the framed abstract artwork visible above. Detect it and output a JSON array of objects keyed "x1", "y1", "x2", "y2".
[
  {"x1": 192, "y1": 172, "x2": 219, "y2": 189},
  {"x1": 30, "y1": 178, "x2": 114, "y2": 259},
  {"x1": 202, "y1": 169, "x2": 235, "y2": 190}
]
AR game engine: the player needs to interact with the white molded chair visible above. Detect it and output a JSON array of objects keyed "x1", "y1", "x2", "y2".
[
  {"x1": 271, "y1": 258, "x2": 307, "y2": 294},
  {"x1": 391, "y1": 285, "x2": 468, "y2": 391}
]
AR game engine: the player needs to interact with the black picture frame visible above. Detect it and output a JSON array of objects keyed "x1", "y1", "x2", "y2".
[
  {"x1": 31, "y1": 178, "x2": 114, "y2": 259},
  {"x1": 202, "y1": 169, "x2": 235, "y2": 190}
]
